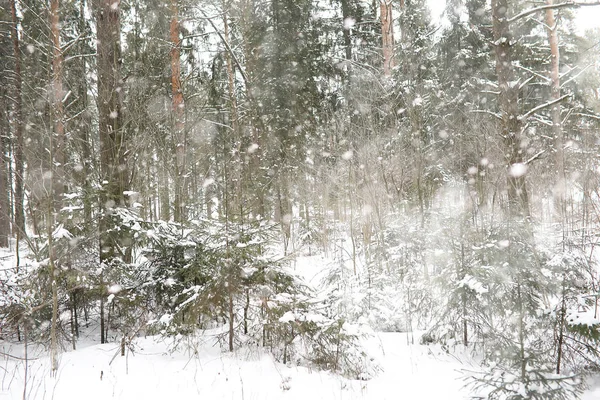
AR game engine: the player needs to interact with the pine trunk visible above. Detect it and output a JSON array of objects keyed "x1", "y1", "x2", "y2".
[
  {"x1": 49, "y1": 0, "x2": 64, "y2": 374},
  {"x1": 10, "y1": 0, "x2": 25, "y2": 238},
  {"x1": 492, "y1": 0, "x2": 530, "y2": 218},
  {"x1": 94, "y1": 0, "x2": 127, "y2": 342},
  {"x1": 94, "y1": 0, "x2": 127, "y2": 262},
  {"x1": 0, "y1": 81, "x2": 10, "y2": 247},
  {"x1": 51, "y1": 0, "x2": 66, "y2": 208},
  {"x1": 380, "y1": 0, "x2": 395, "y2": 76},
  {"x1": 170, "y1": 0, "x2": 186, "y2": 223},
  {"x1": 544, "y1": 0, "x2": 565, "y2": 216},
  {"x1": 341, "y1": 0, "x2": 352, "y2": 60},
  {"x1": 77, "y1": 0, "x2": 93, "y2": 232}
]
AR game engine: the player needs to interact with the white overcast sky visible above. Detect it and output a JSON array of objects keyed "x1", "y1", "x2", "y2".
[{"x1": 427, "y1": 0, "x2": 600, "y2": 34}]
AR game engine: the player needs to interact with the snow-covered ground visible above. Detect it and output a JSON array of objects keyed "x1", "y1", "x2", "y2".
[
  {"x1": 3, "y1": 247, "x2": 600, "y2": 399},
  {"x1": 5, "y1": 329, "x2": 599, "y2": 399},
  {"x1": 4, "y1": 330, "x2": 470, "y2": 400}
]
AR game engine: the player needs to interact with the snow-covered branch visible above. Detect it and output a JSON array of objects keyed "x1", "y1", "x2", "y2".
[
  {"x1": 508, "y1": 1, "x2": 600, "y2": 23},
  {"x1": 514, "y1": 65, "x2": 550, "y2": 83},
  {"x1": 519, "y1": 94, "x2": 570, "y2": 120},
  {"x1": 525, "y1": 149, "x2": 546, "y2": 165},
  {"x1": 198, "y1": 9, "x2": 249, "y2": 87},
  {"x1": 575, "y1": 112, "x2": 600, "y2": 120},
  {"x1": 470, "y1": 109, "x2": 502, "y2": 120}
]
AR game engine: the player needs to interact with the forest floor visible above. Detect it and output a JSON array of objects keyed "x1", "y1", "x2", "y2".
[
  {"x1": 0, "y1": 329, "x2": 471, "y2": 399},
  {"x1": 2, "y1": 248, "x2": 600, "y2": 399},
  {"x1": 2, "y1": 328, "x2": 600, "y2": 399}
]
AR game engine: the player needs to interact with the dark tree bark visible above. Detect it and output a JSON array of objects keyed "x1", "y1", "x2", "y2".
[
  {"x1": 49, "y1": 0, "x2": 64, "y2": 374},
  {"x1": 0, "y1": 2, "x2": 11, "y2": 248},
  {"x1": 544, "y1": 0, "x2": 567, "y2": 375},
  {"x1": 10, "y1": 0, "x2": 25, "y2": 238},
  {"x1": 0, "y1": 91, "x2": 10, "y2": 249},
  {"x1": 51, "y1": 0, "x2": 66, "y2": 207},
  {"x1": 544, "y1": 0, "x2": 565, "y2": 204},
  {"x1": 159, "y1": 151, "x2": 170, "y2": 221},
  {"x1": 94, "y1": 0, "x2": 127, "y2": 249},
  {"x1": 77, "y1": 0, "x2": 93, "y2": 231},
  {"x1": 95, "y1": 0, "x2": 126, "y2": 208},
  {"x1": 170, "y1": 0, "x2": 186, "y2": 223},
  {"x1": 239, "y1": 0, "x2": 266, "y2": 218},
  {"x1": 341, "y1": 0, "x2": 353, "y2": 60},
  {"x1": 492, "y1": 0, "x2": 530, "y2": 218},
  {"x1": 100, "y1": 288, "x2": 105, "y2": 344},
  {"x1": 93, "y1": 0, "x2": 128, "y2": 343}
]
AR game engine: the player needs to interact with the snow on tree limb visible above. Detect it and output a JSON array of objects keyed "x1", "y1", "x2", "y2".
[
  {"x1": 507, "y1": 1, "x2": 600, "y2": 23},
  {"x1": 470, "y1": 109, "x2": 502, "y2": 120},
  {"x1": 198, "y1": 8, "x2": 249, "y2": 87},
  {"x1": 519, "y1": 94, "x2": 571, "y2": 120}
]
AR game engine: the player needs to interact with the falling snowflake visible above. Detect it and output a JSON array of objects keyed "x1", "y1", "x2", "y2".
[
  {"x1": 342, "y1": 150, "x2": 353, "y2": 160},
  {"x1": 509, "y1": 163, "x2": 527, "y2": 178},
  {"x1": 202, "y1": 178, "x2": 215, "y2": 188},
  {"x1": 247, "y1": 143, "x2": 259, "y2": 153},
  {"x1": 343, "y1": 17, "x2": 356, "y2": 30}
]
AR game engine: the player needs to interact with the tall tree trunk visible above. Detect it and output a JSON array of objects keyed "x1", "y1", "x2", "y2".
[
  {"x1": 223, "y1": 3, "x2": 244, "y2": 216},
  {"x1": 51, "y1": 0, "x2": 66, "y2": 208},
  {"x1": 0, "y1": 151, "x2": 7, "y2": 239},
  {"x1": 100, "y1": 280, "x2": 105, "y2": 344},
  {"x1": 544, "y1": 0, "x2": 564, "y2": 212},
  {"x1": 170, "y1": 0, "x2": 186, "y2": 223},
  {"x1": 544, "y1": 0, "x2": 568, "y2": 374},
  {"x1": 276, "y1": 177, "x2": 292, "y2": 255},
  {"x1": 0, "y1": 82, "x2": 10, "y2": 247},
  {"x1": 223, "y1": 5, "x2": 238, "y2": 136},
  {"x1": 94, "y1": 0, "x2": 127, "y2": 255},
  {"x1": 95, "y1": 0, "x2": 126, "y2": 207},
  {"x1": 380, "y1": 0, "x2": 395, "y2": 76},
  {"x1": 47, "y1": 210, "x2": 59, "y2": 374},
  {"x1": 0, "y1": 139, "x2": 8, "y2": 249},
  {"x1": 228, "y1": 285, "x2": 234, "y2": 352},
  {"x1": 10, "y1": 0, "x2": 25, "y2": 238},
  {"x1": 460, "y1": 241, "x2": 468, "y2": 346},
  {"x1": 77, "y1": 0, "x2": 93, "y2": 232},
  {"x1": 341, "y1": 0, "x2": 352, "y2": 60},
  {"x1": 94, "y1": 0, "x2": 127, "y2": 343},
  {"x1": 48, "y1": 0, "x2": 64, "y2": 374},
  {"x1": 158, "y1": 150, "x2": 170, "y2": 221},
  {"x1": 239, "y1": 0, "x2": 266, "y2": 218},
  {"x1": 492, "y1": 0, "x2": 529, "y2": 218}
]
